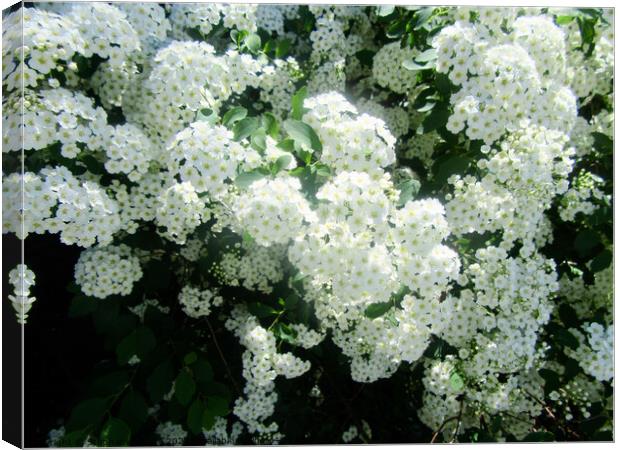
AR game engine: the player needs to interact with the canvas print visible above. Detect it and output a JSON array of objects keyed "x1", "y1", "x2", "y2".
[{"x1": 1, "y1": 1, "x2": 614, "y2": 446}]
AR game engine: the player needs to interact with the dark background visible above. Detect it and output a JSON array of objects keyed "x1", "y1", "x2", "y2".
[{"x1": 3, "y1": 233, "x2": 103, "y2": 447}]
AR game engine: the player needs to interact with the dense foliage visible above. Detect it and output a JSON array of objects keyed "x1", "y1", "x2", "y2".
[{"x1": 2, "y1": 2, "x2": 614, "y2": 445}]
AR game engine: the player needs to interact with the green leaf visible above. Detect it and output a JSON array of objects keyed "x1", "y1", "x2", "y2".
[
  {"x1": 80, "y1": 154, "x2": 104, "y2": 175},
  {"x1": 434, "y1": 156, "x2": 470, "y2": 185},
  {"x1": 538, "y1": 368, "x2": 561, "y2": 394},
  {"x1": 230, "y1": 29, "x2": 247, "y2": 46},
  {"x1": 67, "y1": 398, "x2": 110, "y2": 431},
  {"x1": 364, "y1": 302, "x2": 392, "y2": 319},
  {"x1": 187, "y1": 399, "x2": 206, "y2": 435},
  {"x1": 59, "y1": 430, "x2": 89, "y2": 447},
  {"x1": 523, "y1": 431, "x2": 555, "y2": 442},
  {"x1": 422, "y1": 106, "x2": 450, "y2": 132},
  {"x1": 275, "y1": 39, "x2": 292, "y2": 58},
  {"x1": 275, "y1": 154, "x2": 293, "y2": 172},
  {"x1": 290, "y1": 86, "x2": 308, "y2": 121},
  {"x1": 100, "y1": 418, "x2": 131, "y2": 446},
  {"x1": 174, "y1": 370, "x2": 196, "y2": 406},
  {"x1": 449, "y1": 372, "x2": 465, "y2": 391},
  {"x1": 396, "y1": 179, "x2": 421, "y2": 207},
  {"x1": 377, "y1": 5, "x2": 395, "y2": 17},
  {"x1": 580, "y1": 415, "x2": 609, "y2": 435},
  {"x1": 192, "y1": 358, "x2": 214, "y2": 382},
  {"x1": 386, "y1": 17, "x2": 406, "y2": 39},
  {"x1": 590, "y1": 249, "x2": 612, "y2": 273},
  {"x1": 574, "y1": 229, "x2": 600, "y2": 256},
  {"x1": 283, "y1": 119, "x2": 322, "y2": 152},
  {"x1": 142, "y1": 259, "x2": 171, "y2": 295},
  {"x1": 247, "y1": 302, "x2": 278, "y2": 318},
  {"x1": 402, "y1": 58, "x2": 435, "y2": 71},
  {"x1": 556, "y1": 15, "x2": 575, "y2": 25},
  {"x1": 118, "y1": 390, "x2": 148, "y2": 433},
  {"x1": 235, "y1": 170, "x2": 266, "y2": 189},
  {"x1": 184, "y1": 352, "x2": 198, "y2": 365},
  {"x1": 284, "y1": 294, "x2": 299, "y2": 310},
  {"x1": 147, "y1": 359, "x2": 174, "y2": 403},
  {"x1": 202, "y1": 409, "x2": 216, "y2": 431},
  {"x1": 233, "y1": 117, "x2": 259, "y2": 141},
  {"x1": 116, "y1": 326, "x2": 156, "y2": 365},
  {"x1": 222, "y1": 107, "x2": 248, "y2": 128},
  {"x1": 244, "y1": 33, "x2": 261, "y2": 53},
  {"x1": 69, "y1": 295, "x2": 98, "y2": 317},
  {"x1": 262, "y1": 112, "x2": 279, "y2": 138},
  {"x1": 592, "y1": 132, "x2": 613, "y2": 154},
  {"x1": 207, "y1": 396, "x2": 229, "y2": 417},
  {"x1": 550, "y1": 324, "x2": 580, "y2": 350},
  {"x1": 196, "y1": 108, "x2": 217, "y2": 124},
  {"x1": 412, "y1": 7, "x2": 434, "y2": 29},
  {"x1": 242, "y1": 231, "x2": 255, "y2": 245},
  {"x1": 277, "y1": 138, "x2": 295, "y2": 152},
  {"x1": 250, "y1": 128, "x2": 267, "y2": 152},
  {"x1": 416, "y1": 48, "x2": 438, "y2": 63},
  {"x1": 90, "y1": 371, "x2": 129, "y2": 397},
  {"x1": 435, "y1": 73, "x2": 452, "y2": 98},
  {"x1": 314, "y1": 164, "x2": 331, "y2": 178}
]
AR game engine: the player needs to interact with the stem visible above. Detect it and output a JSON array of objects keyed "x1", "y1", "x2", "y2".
[{"x1": 205, "y1": 317, "x2": 242, "y2": 396}]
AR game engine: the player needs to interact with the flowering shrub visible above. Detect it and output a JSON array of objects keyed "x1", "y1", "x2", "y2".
[{"x1": 3, "y1": 3, "x2": 613, "y2": 446}]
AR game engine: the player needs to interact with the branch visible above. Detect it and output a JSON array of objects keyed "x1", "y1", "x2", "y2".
[{"x1": 205, "y1": 317, "x2": 241, "y2": 396}]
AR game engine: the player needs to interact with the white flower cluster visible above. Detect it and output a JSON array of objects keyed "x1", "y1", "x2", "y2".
[
  {"x1": 74, "y1": 244, "x2": 143, "y2": 299},
  {"x1": 179, "y1": 237, "x2": 206, "y2": 262},
  {"x1": 47, "y1": 426, "x2": 65, "y2": 447},
  {"x1": 372, "y1": 42, "x2": 418, "y2": 94},
  {"x1": 234, "y1": 175, "x2": 316, "y2": 246},
  {"x1": 307, "y1": 58, "x2": 347, "y2": 95},
  {"x1": 259, "y1": 57, "x2": 303, "y2": 117},
  {"x1": 548, "y1": 373, "x2": 607, "y2": 421},
  {"x1": 289, "y1": 171, "x2": 459, "y2": 381},
  {"x1": 559, "y1": 170, "x2": 607, "y2": 222},
  {"x1": 167, "y1": 121, "x2": 255, "y2": 198},
  {"x1": 2, "y1": 167, "x2": 121, "y2": 247},
  {"x1": 125, "y1": 41, "x2": 262, "y2": 141},
  {"x1": 2, "y1": 7, "x2": 88, "y2": 91},
  {"x1": 40, "y1": 3, "x2": 140, "y2": 66},
  {"x1": 225, "y1": 306, "x2": 310, "y2": 437},
  {"x1": 434, "y1": 15, "x2": 576, "y2": 144},
  {"x1": 4, "y1": 88, "x2": 108, "y2": 156},
  {"x1": 90, "y1": 61, "x2": 139, "y2": 109},
  {"x1": 356, "y1": 98, "x2": 410, "y2": 138},
  {"x1": 155, "y1": 182, "x2": 209, "y2": 245},
  {"x1": 104, "y1": 123, "x2": 157, "y2": 181},
  {"x1": 419, "y1": 360, "x2": 545, "y2": 441},
  {"x1": 211, "y1": 242, "x2": 285, "y2": 294},
  {"x1": 155, "y1": 422, "x2": 187, "y2": 446},
  {"x1": 169, "y1": 3, "x2": 221, "y2": 39},
  {"x1": 564, "y1": 13, "x2": 614, "y2": 100},
  {"x1": 204, "y1": 417, "x2": 244, "y2": 445},
  {"x1": 342, "y1": 425, "x2": 358, "y2": 443},
  {"x1": 117, "y1": 3, "x2": 170, "y2": 45},
  {"x1": 178, "y1": 285, "x2": 224, "y2": 319},
  {"x1": 129, "y1": 298, "x2": 170, "y2": 322},
  {"x1": 446, "y1": 126, "x2": 574, "y2": 255},
  {"x1": 559, "y1": 264, "x2": 612, "y2": 321},
  {"x1": 110, "y1": 172, "x2": 173, "y2": 234},
  {"x1": 303, "y1": 93, "x2": 396, "y2": 174},
  {"x1": 565, "y1": 323, "x2": 614, "y2": 382},
  {"x1": 257, "y1": 5, "x2": 287, "y2": 35},
  {"x1": 459, "y1": 247, "x2": 558, "y2": 373},
  {"x1": 8, "y1": 264, "x2": 37, "y2": 324},
  {"x1": 289, "y1": 323, "x2": 325, "y2": 349},
  {"x1": 389, "y1": 199, "x2": 460, "y2": 298}
]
